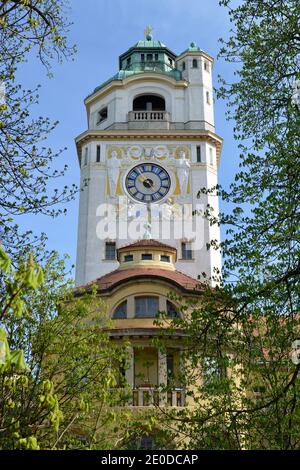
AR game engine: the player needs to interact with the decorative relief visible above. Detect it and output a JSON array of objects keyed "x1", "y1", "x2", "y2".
[{"x1": 105, "y1": 144, "x2": 191, "y2": 197}]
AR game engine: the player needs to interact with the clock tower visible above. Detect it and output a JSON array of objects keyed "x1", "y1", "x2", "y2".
[{"x1": 75, "y1": 32, "x2": 223, "y2": 287}]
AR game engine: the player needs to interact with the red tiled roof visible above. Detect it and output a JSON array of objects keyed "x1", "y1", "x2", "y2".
[
  {"x1": 84, "y1": 267, "x2": 201, "y2": 293},
  {"x1": 118, "y1": 239, "x2": 177, "y2": 252}
]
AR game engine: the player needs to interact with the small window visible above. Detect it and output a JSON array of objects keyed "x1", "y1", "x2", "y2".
[
  {"x1": 167, "y1": 300, "x2": 179, "y2": 318},
  {"x1": 96, "y1": 145, "x2": 101, "y2": 162},
  {"x1": 196, "y1": 145, "x2": 201, "y2": 163},
  {"x1": 97, "y1": 107, "x2": 108, "y2": 124},
  {"x1": 126, "y1": 57, "x2": 131, "y2": 66},
  {"x1": 204, "y1": 60, "x2": 210, "y2": 72},
  {"x1": 168, "y1": 58, "x2": 173, "y2": 66},
  {"x1": 192, "y1": 59, "x2": 198, "y2": 68},
  {"x1": 181, "y1": 242, "x2": 193, "y2": 260},
  {"x1": 141, "y1": 54, "x2": 145, "y2": 62},
  {"x1": 135, "y1": 296, "x2": 159, "y2": 318},
  {"x1": 160, "y1": 255, "x2": 170, "y2": 262},
  {"x1": 167, "y1": 354, "x2": 174, "y2": 384},
  {"x1": 105, "y1": 242, "x2": 116, "y2": 260},
  {"x1": 206, "y1": 91, "x2": 210, "y2": 105},
  {"x1": 182, "y1": 61, "x2": 186, "y2": 71},
  {"x1": 124, "y1": 254, "x2": 133, "y2": 262},
  {"x1": 112, "y1": 300, "x2": 127, "y2": 319},
  {"x1": 141, "y1": 253, "x2": 152, "y2": 261},
  {"x1": 155, "y1": 53, "x2": 158, "y2": 61},
  {"x1": 209, "y1": 147, "x2": 214, "y2": 165},
  {"x1": 146, "y1": 53, "x2": 153, "y2": 61},
  {"x1": 83, "y1": 147, "x2": 88, "y2": 166}
]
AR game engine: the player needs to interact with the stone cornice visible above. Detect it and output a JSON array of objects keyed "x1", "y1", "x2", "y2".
[{"x1": 75, "y1": 129, "x2": 223, "y2": 162}]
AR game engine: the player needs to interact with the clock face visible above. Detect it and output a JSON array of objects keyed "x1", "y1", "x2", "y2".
[{"x1": 125, "y1": 163, "x2": 171, "y2": 203}]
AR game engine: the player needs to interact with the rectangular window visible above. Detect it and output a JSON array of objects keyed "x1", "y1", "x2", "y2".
[
  {"x1": 196, "y1": 145, "x2": 201, "y2": 163},
  {"x1": 168, "y1": 58, "x2": 173, "y2": 66},
  {"x1": 97, "y1": 107, "x2": 108, "y2": 123},
  {"x1": 141, "y1": 54, "x2": 145, "y2": 62},
  {"x1": 181, "y1": 242, "x2": 193, "y2": 260},
  {"x1": 141, "y1": 253, "x2": 152, "y2": 260},
  {"x1": 146, "y1": 53, "x2": 153, "y2": 61},
  {"x1": 209, "y1": 148, "x2": 214, "y2": 165},
  {"x1": 167, "y1": 354, "x2": 174, "y2": 384},
  {"x1": 160, "y1": 255, "x2": 170, "y2": 262},
  {"x1": 135, "y1": 296, "x2": 159, "y2": 318},
  {"x1": 96, "y1": 145, "x2": 101, "y2": 162},
  {"x1": 83, "y1": 147, "x2": 88, "y2": 166},
  {"x1": 206, "y1": 91, "x2": 210, "y2": 105},
  {"x1": 126, "y1": 57, "x2": 131, "y2": 66},
  {"x1": 182, "y1": 61, "x2": 186, "y2": 71},
  {"x1": 204, "y1": 60, "x2": 210, "y2": 72},
  {"x1": 124, "y1": 254, "x2": 133, "y2": 262},
  {"x1": 155, "y1": 53, "x2": 158, "y2": 61},
  {"x1": 105, "y1": 242, "x2": 116, "y2": 260}
]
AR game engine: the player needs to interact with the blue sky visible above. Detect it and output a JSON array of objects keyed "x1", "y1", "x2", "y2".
[{"x1": 16, "y1": 0, "x2": 239, "y2": 276}]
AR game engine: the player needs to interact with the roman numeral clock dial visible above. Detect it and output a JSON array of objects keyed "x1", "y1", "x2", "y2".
[{"x1": 125, "y1": 163, "x2": 171, "y2": 203}]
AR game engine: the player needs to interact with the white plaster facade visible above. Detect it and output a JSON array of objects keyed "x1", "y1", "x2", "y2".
[{"x1": 75, "y1": 40, "x2": 222, "y2": 286}]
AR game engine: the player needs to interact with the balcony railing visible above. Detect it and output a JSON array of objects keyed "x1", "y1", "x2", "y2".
[
  {"x1": 132, "y1": 387, "x2": 185, "y2": 407},
  {"x1": 128, "y1": 110, "x2": 170, "y2": 122}
]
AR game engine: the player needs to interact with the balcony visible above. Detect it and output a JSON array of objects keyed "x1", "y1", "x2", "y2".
[
  {"x1": 128, "y1": 110, "x2": 170, "y2": 130},
  {"x1": 132, "y1": 387, "x2": 185, "y2": 407}
]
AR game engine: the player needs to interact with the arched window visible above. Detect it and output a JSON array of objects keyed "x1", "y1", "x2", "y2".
[
  {"x1": 133, "y1": 95, "x2": 165, "y2": 112},
  {"x1": 112, "y1": 300, "x2": 127, "y2": 319},
  {"x1": 135, "y1": 296, "x2": 159, "y2": 318},
  {"x1": 192, "y1": 58, "x2": 198, "y2": 68},
  {"x1": 166, "y1": 300, "x2": 179, "y2": 318}
]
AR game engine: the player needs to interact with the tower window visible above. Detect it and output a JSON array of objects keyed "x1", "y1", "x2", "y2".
[
  {"x1": 155, "y1": 53, "x2": 158, "y2": 61},
  {"x1": 182, "y1": 61, "x2": 186, "y2": 71},
  {"x1": 206, "y1": 91, "x2": 211, "y2": 105},
  {"x1": 141, "y1": 253, "x2": 152, "y2": 261},
  {"x1": 112, "y1": 300, "x2": 127, "y2": 319},
  {"x1": 168, "y1": 58, "x2": 173, "y2": 66},
  {"x1": 192, "y1": 59, "x2": 198, "y2": 68},
  {"x1": 124, "y1": 254, "x2": 133, "y2": 262},
  {"x1": 96, "y1": 145, "x2": 101, "y2": 162},
  {"x1": 135, "y1": 296, "x2": 159, "y2": 318},
  {"x1": 196, "y1": 145, "x2": 202, "y2": 163},
  {"x1": 141, "y1": 54, "x2": 145, "y2": 62},
  {"x1": 126, "y1": 57, "x2": 131, "y2": 66},
  {"x1": 105, "y1": 242, "x2": 116, "y2": 260},
  {"x1": 97, "y1": 107, "x2": 108, "y2": 124},
  {"x1": 146, "y1": 53, "x2": 153, "y2": 61},
  {"x1": 209, "y1": 148, "x2": 214, "y2": 165},
  {"x1": 204, "y1": 60, "x2": 210, "y2": 72},
  {"x1": 181, "y1": 242, "x2": 193, "y2": 260},
  {"x1": 167, "y1": 301, "x2": 179, "y2": 318},
  {"x1": 160, "y1": 255, "x2": 170, "y2": 262},
  {"x1": 83, "y1": 147, "x2": 88, "y2": 166}
]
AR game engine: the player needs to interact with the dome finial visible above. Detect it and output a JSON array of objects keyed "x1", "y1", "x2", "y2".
[{"x1": 144, "y1": 25, "x2": 153, "y2": 41}]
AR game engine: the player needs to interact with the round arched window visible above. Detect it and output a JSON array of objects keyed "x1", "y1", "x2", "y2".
[{"x1": 112, "y1": 300, "x2": 127, "y2": 319}]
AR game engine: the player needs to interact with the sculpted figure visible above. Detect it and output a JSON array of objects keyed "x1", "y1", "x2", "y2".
[
  {"x1": 107, "y1": 150, "x2": 121, "y2": 196},
  {"x1": 176, "y1": 151, "x2": 190, "y2": 195}
]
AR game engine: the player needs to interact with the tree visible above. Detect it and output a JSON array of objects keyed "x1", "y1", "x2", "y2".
[
  {"x1": 0, "y1": 0, "x2": 77, "y2": 258},
  {"x1": 148, "y1": 0, "x2": 300, "y2": 449},
  {"x1": 0, "y1": 247, "x2": 128, "y2": 450}
]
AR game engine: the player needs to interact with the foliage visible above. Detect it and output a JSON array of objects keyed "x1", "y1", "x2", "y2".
[
  {"x1": 151, "y1": 0, "x2": 300, "y2": 450},
  {"x1": 0, "y1": 246, "x2": 127, "y2": 450},
  {"x1": 0, "y1": 0, "x2": 78, "y2": 257}
]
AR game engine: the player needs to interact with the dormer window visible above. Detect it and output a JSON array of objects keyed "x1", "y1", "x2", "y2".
[
  {"x1": 141, "y1": 253, "x2": 152, "y2": 260},
  {"x1": 97, "y1": 107, "x2": 107, "y2": 124},
  {"x1": 192, "y1": 59, "x2": 198, "y2": 68}
]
